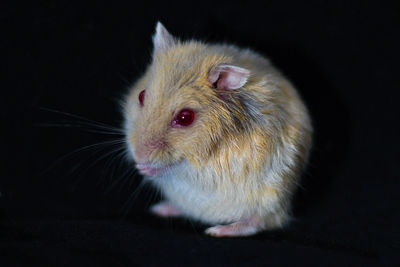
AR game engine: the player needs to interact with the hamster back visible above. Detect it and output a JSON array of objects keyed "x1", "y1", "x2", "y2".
[{"x1": 123, "y1": 22, "x2": 312, "y2": 237}]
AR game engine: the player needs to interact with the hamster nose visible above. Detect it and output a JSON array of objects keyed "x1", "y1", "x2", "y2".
[
  {"x1": 135, "y1": 139, "x2": 167, "y2": 163},
  {"x1": 135, "y1": 145, "x2": 151, "y2": 163}
]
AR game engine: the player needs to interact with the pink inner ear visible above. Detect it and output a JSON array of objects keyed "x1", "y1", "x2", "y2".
[{"x1": 208, "y1": 64, "x2": 250, "y2": 90}]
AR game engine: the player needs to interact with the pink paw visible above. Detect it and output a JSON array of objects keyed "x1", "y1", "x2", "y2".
[
  {"x1": 150, "y1": 201, "x2": 182, "y2": 217},
  {"x1": 205, "y1": 218, "x2": 264, "y2": 237}
]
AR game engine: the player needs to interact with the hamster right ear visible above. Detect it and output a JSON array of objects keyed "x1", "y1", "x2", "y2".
[
  {"x1": 208, "y1": 64, "x2": 250, "y2": 90},
  {"x1": 153, "y1": 22, "x2": 176, "y2": 53}
]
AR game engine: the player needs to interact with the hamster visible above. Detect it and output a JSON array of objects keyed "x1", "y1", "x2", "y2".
[{"x1": 123, "y1": 22, "x2": 312, "y2": 237}]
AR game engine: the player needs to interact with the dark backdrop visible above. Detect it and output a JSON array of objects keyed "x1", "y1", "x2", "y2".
[{"x1": 2, "y1": 0, "x2": 399, "y2": 266}]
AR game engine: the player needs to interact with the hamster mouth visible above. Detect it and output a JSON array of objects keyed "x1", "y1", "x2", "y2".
[{"x1": 136, "y1": 163, "x2": 170, "y2": 176}]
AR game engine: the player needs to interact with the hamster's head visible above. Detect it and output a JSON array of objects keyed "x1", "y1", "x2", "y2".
[{"x1": 123, "y1": 22, "x2": 252, "y2": 176}]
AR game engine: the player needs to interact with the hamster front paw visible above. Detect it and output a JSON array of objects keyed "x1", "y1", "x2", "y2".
[{"x1": 150, "y1": 201, "x2": 182, "y2": 217}]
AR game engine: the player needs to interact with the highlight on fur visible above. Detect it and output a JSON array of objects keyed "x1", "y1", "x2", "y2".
[{"x1": 123, "y1": 22, "x2": 312, "y2": 237}]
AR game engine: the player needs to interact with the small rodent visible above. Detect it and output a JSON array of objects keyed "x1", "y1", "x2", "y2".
[{"x1": 123, "y1": 22, "x2": 312, "y2": 237}]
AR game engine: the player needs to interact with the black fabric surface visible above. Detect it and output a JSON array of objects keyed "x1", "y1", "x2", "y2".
[{"x1": 2, "y1": 1, "x2": 399, "y2": 266}]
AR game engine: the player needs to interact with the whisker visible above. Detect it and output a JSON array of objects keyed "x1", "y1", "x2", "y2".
[
  {"x1": 69, "y1": 144, "x2": 126, "y2": 191},
  {"x1": 99, "y1": 146, "x2": 128, "y2": 186},
  {"x1": 37, "y1": 107, "x2": 149, "y2": 218},
  {"x1": 148, "y1": 183, "x2": 161, "y2": 208},
  {"x1": 37, "y1": 105, "x2": 127, "y2": 143},
  {"x1": 39, "y1": 107, "x2": 121, "y2": 130},
  {"x1": 117, "y1": 168, "x2": 139, "y2": 194},
  {"x1": 121, "y1": 180, "x2": 148, "y2": 218},
  {"x1": 83, "y1": 145, "x2": 126, "y2": 175},
  {"x1": 105, "y1": 166, "x2": 137, "y2": 195},
  {"x1": 36, "y1": 119, "x2": 124, "y2": 133},
  {"x1": 110, "y1": 150, "x2": 140, "y2": 193},
  {"x1": 41, "y1": 139, "x2": 125, "y2": 176},
  {"x1": 127, "y1": 168, "x2": 140, "y2": 189},
  {"x1": 35, "y1": 123, "x2": 124, "y2": 135},
  {"x1": 116, "y1": 71, "x2": 133, "y2": 87}
]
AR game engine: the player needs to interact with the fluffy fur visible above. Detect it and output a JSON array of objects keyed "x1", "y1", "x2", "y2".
[{"x1": 123, "y1": 22, "x2": 312, "y2": 237}]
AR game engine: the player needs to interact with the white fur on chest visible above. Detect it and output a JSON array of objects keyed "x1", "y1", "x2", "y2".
[{"x1": 151, "y1": 164, "x2": 254, "y2": 225}]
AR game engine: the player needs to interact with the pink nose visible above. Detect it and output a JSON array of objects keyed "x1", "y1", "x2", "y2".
[
  {"x1": 135, "y1": 139, "x2": 167, "y2": 163},
  {"x1": 135, "y1": 146, "x2": 150, "y2": 163}
]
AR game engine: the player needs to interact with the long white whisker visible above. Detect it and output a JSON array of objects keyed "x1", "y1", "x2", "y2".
[
  {"x1": 37, "y1": 120, "x2": 123, "y2": 133},
  {"x1": 35, "y1": 123, "x2": 124, "y2": 135},
  {"x1": 39, "y1": 107, "x2": 121, "y2": 130},
  {"x1": 121, "y1": 180, "x2": 148, "y2": 217},
  {"x1": 99, "y1": 146, "x2": 128, "y2": 186},
  {"x1": 105, "y1": 165, "x2": 137, "y2": 195},
  {"x1": 69, "y1": 144, "x2": 126, "y2": 190},
  {"x1": 84, "y1": 145, "x2": 126, "y2": 173},
  {"x1": 41, "y1": 139, "x2": 126, "y2": 176}
]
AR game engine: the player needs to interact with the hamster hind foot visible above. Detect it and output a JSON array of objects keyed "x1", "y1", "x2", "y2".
[
  {"x1": 205, "y1": 216, "x2": 265, "y2": 237},
  {"x1": 150, "y1": 201, "x2": 182, "y2": 217},
  {"x1": 205, "y1": 212, "x2": 288, "y2": 237}
]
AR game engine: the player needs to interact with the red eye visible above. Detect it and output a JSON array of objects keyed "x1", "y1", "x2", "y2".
[
  {"x1": 172, "y1": 109, "x2": 195, "y2": 127},
  {"x1": 138, "y1": 90, "x2": 145, "y2": 106}
]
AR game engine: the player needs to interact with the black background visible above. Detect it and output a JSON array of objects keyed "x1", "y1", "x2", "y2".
[{"x1": 2, "y1": 0, "x2": 399, "y2": 266}]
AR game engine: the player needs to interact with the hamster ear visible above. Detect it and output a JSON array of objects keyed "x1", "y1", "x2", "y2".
[
  {"x1": 208, "y1": 64, "x2": 250, "y2": 90},
  {"x1": 153, "y1": 22, "x2": 176, "y2": 53}
]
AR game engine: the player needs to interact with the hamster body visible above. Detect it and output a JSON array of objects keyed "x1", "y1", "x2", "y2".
[{"x1": 124, "y1": 22, "x2": 312, "y2": 237}]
